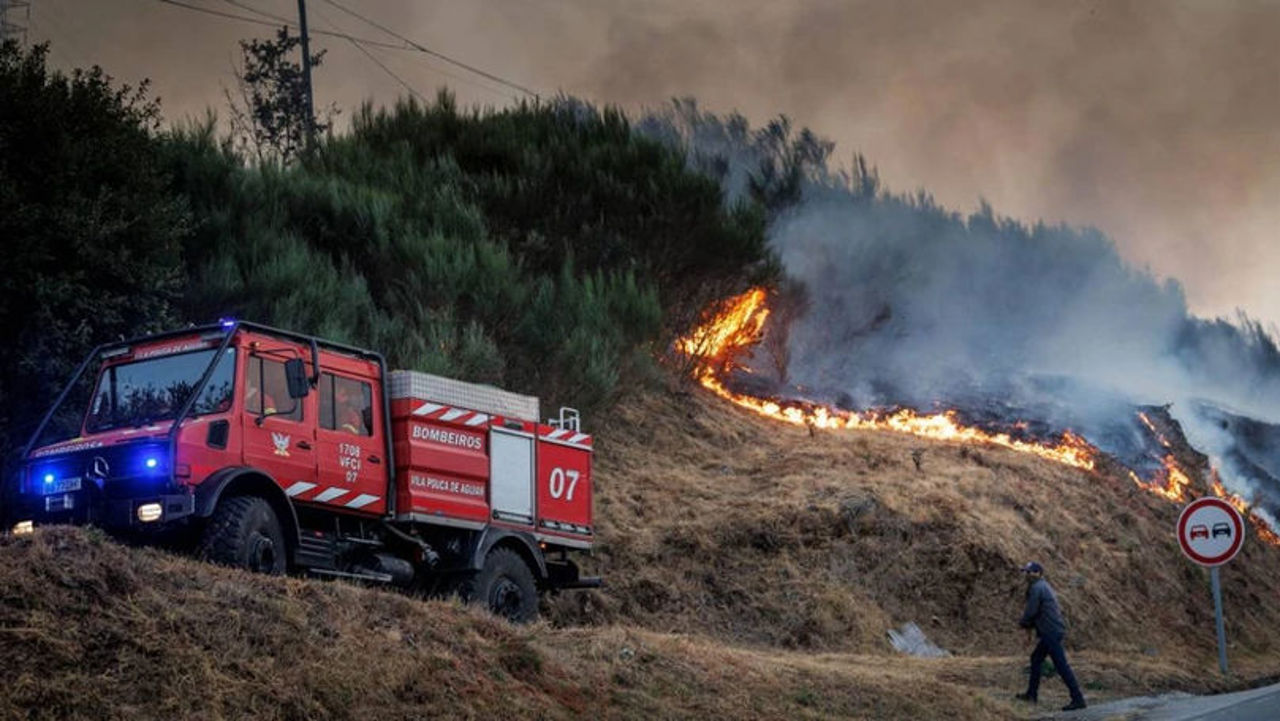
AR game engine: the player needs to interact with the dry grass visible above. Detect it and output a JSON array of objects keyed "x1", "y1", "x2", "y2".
[
  {"x1": 549, "y1": 382, "x2": 1280, "y2": 679},
  {"x1": 0, "y1": 528, "x2": 579, "y2": 720},
  {"x1": 0, "y1": 528, "x2": 1019, "y2": 720},
  {"x1": 4, "y1": 382, "x2": 1280, "y2": 719}
]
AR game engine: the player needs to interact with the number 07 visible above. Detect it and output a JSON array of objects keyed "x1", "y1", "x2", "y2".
[{"x1": 549, "y1": 467, "x2": 580, "y2": 501}]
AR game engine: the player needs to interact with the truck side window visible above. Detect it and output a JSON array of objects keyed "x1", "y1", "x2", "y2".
[
  {"x1": 319, "y1": 372, "x2": 373, "y2": 436},
  {"x1": 246, "y1": 356, "x2": 302, "y2": 421},
  {"x1": 191, "y1": 349, "x2": 236, "y2": 415}
]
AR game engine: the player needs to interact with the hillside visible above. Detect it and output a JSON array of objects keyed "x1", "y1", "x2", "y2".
[
  {"x1": 0, "y1": 527, "x2": 1016, "y2": 721},
  {"x1": 6, "y1": 40, "x2": 1280, "y2": 719},
  {"x1": 559, "y1": 384, "x2": 1280, "y2": 662},
  {"x1": 5, "y1": 383, "x2": 1280, "y2": 720}
]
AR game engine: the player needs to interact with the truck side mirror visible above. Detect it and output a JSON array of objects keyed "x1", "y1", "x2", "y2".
[{"x1": 284, "y1": 358, "x2": 310, "y2": 399}]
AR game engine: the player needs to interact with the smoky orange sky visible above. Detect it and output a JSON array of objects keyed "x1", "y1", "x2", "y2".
[{"x1": 21, "y1": 0, "x2": 1280, "y2": 326}]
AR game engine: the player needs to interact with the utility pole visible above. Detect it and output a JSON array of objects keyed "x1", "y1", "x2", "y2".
[
  {"x1": 0, "y1": 0, "x2": 32, "y2": 46},
  {"x1": 296, "y1": 0, "x2": 315, "y2": 148}
]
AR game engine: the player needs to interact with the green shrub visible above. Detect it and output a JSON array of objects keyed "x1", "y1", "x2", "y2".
[
  {"x1": 0, "y1": 42, "x2": 187, "y2": 464},
  {"x1": 159, "y1": 92, "x2": 772, "y2": 416}
]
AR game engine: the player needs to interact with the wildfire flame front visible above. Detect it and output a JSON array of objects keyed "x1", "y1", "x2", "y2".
[
  {"x1": 675, "y1": 287, "x2": 1280, "y2": 546},
  {"x1": 675, "y1": 287, "x2": 1098, "y2": 470}
]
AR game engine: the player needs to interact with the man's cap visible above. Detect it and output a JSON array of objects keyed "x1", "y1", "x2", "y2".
[{"x1": 1021, "y1": 561, "x2": 1044, "y2": 574}]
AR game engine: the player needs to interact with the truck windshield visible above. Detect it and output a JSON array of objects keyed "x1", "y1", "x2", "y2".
[{"x1": 84, "y1": 348, "x2": 235, "y2": 433}]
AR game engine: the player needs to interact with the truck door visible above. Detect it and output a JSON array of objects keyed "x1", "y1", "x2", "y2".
[
  {"x1": 312, "y1": 370, "x2": 388, "y2": 514},
  {"x1": 490, "y1": 427, "x2": 535, "y2": 525},
  {"x1": 241, "y1": 351, "x2": 316, "y2": 494}
]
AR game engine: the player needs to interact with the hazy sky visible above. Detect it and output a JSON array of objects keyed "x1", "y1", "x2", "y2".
[{"x1": 21, "y1": 0, "x2": 1280, "y2": 326}]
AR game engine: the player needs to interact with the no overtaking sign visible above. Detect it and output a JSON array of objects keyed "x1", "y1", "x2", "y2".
[
  {"x1": 1177, "y1": 496, "x2": 1246, "y2": 675},
  {"x1": 1177, "y1": 497, "x2": 1245, "y2": 566}
]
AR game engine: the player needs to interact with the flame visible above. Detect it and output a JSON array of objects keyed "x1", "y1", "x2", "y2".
[
  {"x1": 1210, "y1": 470, "x2": 1280, "y2": 546},
  {"x1": 1209, "y1": 472, "x2": 1248, "y2": 515},
  {"x1": 677, "y1": 287, "x2": 770, "y2": 362},
  {"x1": 677, "y1": 287, "x2": 1097, "y2": 470},
  {"x1": 1129, "y1": 459, "x2": 1280, "y2": 547},
  {"x1": 1253, "y1": 514, "x2": 1280, "y2": 546},
  {"x1": 1133, "y1": 456, "x2": 1193, "y2": 502},
  {"x1": 677, "y1": 288, "x2": 1280, "y2": 545},
  {"x1": 1128, "y1": 420, "x2": 1277, "y2": 545},
  {"x1": 1137, "y1": 412, "x2": 1173, "y2": 449}
]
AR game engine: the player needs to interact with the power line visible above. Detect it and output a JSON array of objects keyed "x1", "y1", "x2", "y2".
[
  {"x1": 155, "y1": 0, "x2": 405, "y2": 50},
  {"x1": 344, "y1": 36, "x2": 422, "y2": 102},
  {"x1": 318, "y1": 0, "x2": 538, "y2": 99},
  {"x1": 223, "y1": 0, "x2": 288, "y2": 25},
  {"x1": 327, "y1": 6, "x2": 519, "y2": 102},
  {"x1": 236, "y1": 0, "x2": 511, "y2": 104},
  {"x1": 156, "y1": 0, "x2": 534, "y2": 102},
  {"x1": 156, "y1": 0, "x2": 277, "y2": 28}
]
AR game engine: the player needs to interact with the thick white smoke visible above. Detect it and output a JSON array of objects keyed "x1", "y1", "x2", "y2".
[
  {"x1": 772, "y1": 194, "x2": 1280, "y2": 511},
  {"x1": 643, "y1": 101, "x2": 1280, "y2": 515}
]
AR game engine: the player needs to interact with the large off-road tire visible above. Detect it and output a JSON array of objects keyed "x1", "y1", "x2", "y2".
[
  {"x1": 458, "y1": 547, "x2": 539, "y2": 623},
  {"x1": 197, "y1": 495, "x2": 287, "y2": 575}
]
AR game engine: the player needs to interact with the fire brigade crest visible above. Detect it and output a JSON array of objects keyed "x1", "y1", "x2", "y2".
[{"x1": 271, "y1": 432, "x2": 291, "y2": 457}]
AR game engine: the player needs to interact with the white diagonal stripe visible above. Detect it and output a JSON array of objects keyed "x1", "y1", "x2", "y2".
[
  {"x1": 413, "y1": 402, "x2": 444, "y2": 416},
  {"x1": 440, "y1": 407, "x2": 468, "y2": 422},
  {"x1": 546, "y1": 428, "x2": 570, "y2": 440},
  {"x1": 284, "y1": 481, "x2": 316, "y2": 497},
  {"x1": 568, "y1": 433, "x2": 590, "y2": 444},
  {"x1": 344, "y1": 494, "x2": 380, "y2": 509},
  {"x1": 314, "y1": 487, "x2": 349, "y2": 503},
  {"x1": 464, "y1": 413, "x2": 490, "y2": 426}
]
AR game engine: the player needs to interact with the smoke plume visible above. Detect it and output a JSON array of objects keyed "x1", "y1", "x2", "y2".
[
  {"x1": 28, "y1": 1, "x2": 1280, "y2": 325},
  {"x1": 644, "y1": 101, "x2": 1280, "y2": 519}
]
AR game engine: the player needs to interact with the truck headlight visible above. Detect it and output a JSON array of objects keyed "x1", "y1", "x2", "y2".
[
  {"x1": 11, "y1": 521, "x2": 33, "y2": 535},
  {"x1": 136, "y1": 503, "x2": 163, "y2": 523}
]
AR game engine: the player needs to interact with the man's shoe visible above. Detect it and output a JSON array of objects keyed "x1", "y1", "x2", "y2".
[
  {"x1": 1013, "y1": 692, "x2": 1037, "y2": 703},
  {"x1": 1061, "y1": 699, "x2": 1087, "y2": 711}
]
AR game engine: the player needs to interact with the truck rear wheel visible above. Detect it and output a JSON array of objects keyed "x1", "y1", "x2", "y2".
[
  {"x1": 461, "y1": 547, "x2": 539, "y2": 623},
  {"x1": 197, "y1": 496, "x2": 286, "y2": 575}
]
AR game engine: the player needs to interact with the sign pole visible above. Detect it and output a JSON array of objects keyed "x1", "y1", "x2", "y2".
[
  {"x1": 1210, "y1": 566, "x2": 1228, "y2": 675},
  {"x1": 1176, "y1": 497, "x2": 1243, "y2": 678}
]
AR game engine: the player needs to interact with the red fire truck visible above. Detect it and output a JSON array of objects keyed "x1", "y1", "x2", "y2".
[{"x1": 6, "y1": 322, "x2": 598, "y2": 621}]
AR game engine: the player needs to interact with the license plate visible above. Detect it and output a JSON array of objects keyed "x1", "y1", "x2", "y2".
[{"x1": 43, "y1": 477, "x2": 82, "y2": 495}]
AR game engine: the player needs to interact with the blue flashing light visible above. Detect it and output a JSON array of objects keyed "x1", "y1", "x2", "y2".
[
  {"x1": 145, "y1": 457, "x2": 158, "y2": 469},
  {"x1": 43, "y1": 473, "x2": 54, "y2": 484},
  {"x1": 219, "y1": 317, "x2": 236, "y2": 330}
]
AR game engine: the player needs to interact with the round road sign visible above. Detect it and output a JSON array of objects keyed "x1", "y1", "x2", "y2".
[{"x1": 1177, "y1": 497, "x2": 1245, "y2": 566}]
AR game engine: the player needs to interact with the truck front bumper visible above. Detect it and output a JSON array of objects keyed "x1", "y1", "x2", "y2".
[{"x1": 6, "y1": 486, "x2": 195, "y2": 533}]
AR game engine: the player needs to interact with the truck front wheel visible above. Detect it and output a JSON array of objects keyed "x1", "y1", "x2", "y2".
[
  {"x1": 461, "y1": 547, "x2": 539, "y2": 623},
  {"x1": 197, "y1": 496, "x2": 286, "y2": 575}
]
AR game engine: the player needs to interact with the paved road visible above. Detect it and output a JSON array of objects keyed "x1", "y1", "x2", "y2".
[
  {"x1": 1188, "y1": 687, "x2": 1280, "y2": 721},
  {"x1": 1047, "y1": 682, "x2": 1280, "y2": 721}
]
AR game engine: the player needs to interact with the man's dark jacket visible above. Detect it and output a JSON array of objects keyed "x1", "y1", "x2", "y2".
[{"x1": 1019, "y1": 578, "x2": 1067, "y2": 638}]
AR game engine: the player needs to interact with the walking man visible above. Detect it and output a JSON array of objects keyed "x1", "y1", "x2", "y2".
[{"x1": 1016, "y1": 561, "x2": 1087, "y2": 711}]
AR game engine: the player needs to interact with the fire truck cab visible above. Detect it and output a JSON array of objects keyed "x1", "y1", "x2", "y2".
[{"x1": 7, "y1": 322, "x2": 598, "y2": 621}]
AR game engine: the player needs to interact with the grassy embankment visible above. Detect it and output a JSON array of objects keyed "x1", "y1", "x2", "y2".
[{"x1": 5, "y1": 384, "x2": 1280, "y2": 720}]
